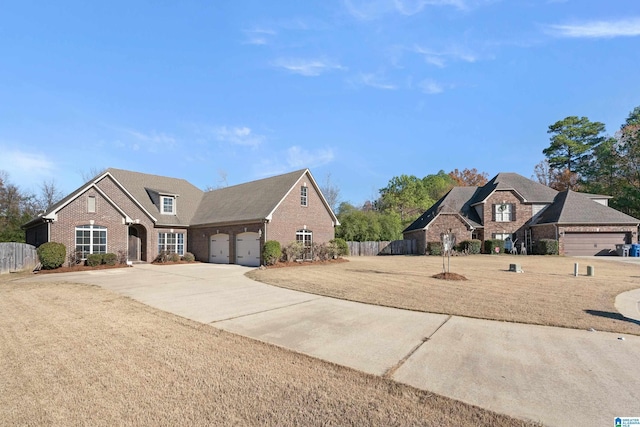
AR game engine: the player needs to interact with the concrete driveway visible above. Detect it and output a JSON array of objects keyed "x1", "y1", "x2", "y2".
[{"x1": 27, "y1": 263, "x2": 640, "y2": 427}]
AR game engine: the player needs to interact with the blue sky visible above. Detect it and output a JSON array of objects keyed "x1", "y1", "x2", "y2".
[{"x1": 2, "y1": 1, "x2": 640, "y2": 206}]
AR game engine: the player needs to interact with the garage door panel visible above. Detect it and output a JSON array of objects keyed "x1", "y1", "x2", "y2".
[
  {"x1": 563, "y1": 233, "x2": 627, "y2": 256},
  {"x1": 236, "y1": 232, "x2": 260, "y2": 267},
  {"x1": 210, "y1": 234, "x2": 230, "y2": 264}
]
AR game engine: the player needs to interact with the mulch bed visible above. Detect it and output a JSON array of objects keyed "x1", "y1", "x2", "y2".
[
  {"x1": 432, "y1": 272, "x2": 468, "y2": 281},
  {"x1": 263, "y1": 258, "x2": 349, "y2": 269},
  {"x1": 36, "y1": 264, "x2": 131, "y2": 274}
]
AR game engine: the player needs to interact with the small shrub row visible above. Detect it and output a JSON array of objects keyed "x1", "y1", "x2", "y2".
[
  {"x1": 86, "y1": 253, "x2": 118, "y2": 267},
  {"x1": 457, "y1": 239, "x2": 481, "y2": 254},
  {"x1": 483, "y1": 239, "x2": 505, "y2": 254},
  {"x1": 535, "y1": 239, "x2": 558, "y2": 255},
  {"x1": 426, "y1": 241, "x2": 442, "y2": 256},
  {"x1": 263, "y1": 238, "x2": 349, "y2": 265},
  {"x1": 154, "y1": 251, "x2": 195, "y2": 263}
]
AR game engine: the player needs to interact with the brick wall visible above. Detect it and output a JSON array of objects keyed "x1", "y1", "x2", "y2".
[
  {"x1": 267, "y1": 172, "x2": 335, "y2": 246},
  {"x1": 51, "y1": 187, "x2": 128, "y2": 264},
  {"x1": 482, "y1": 190, "x2": 533, "y2": 244},
  {"x1": 425, "y1": 214, "x2": 473, "y2": 246}
]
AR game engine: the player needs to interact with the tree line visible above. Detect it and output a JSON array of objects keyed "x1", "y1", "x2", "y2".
[
  {"x1": 536, "y1": 105, "x2": 640, "y2": 218},
  {"x1": 0, "y1": 171, "x2": 63, "y2": 242}
]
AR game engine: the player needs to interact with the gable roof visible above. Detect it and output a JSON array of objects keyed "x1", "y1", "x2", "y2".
[
  {"x1": 106, "y1": 168, "x2": 204, "y2": 226},
  {"x1": 471, "y1": 172, "x2": 558, "y2": 205},
  {"x1": 534, "y1": 190, "x2": 640, "y2": 225},
  {"x1": 190, "y1": 169, "x2": 339, "y2": 226},
  {"x1": 403, "y1": 186, "x2": 482, "y2": 232}
]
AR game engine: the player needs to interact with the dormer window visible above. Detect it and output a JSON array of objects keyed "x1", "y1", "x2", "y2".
[
  {"x1": 161, "y1": 196, "x2": 175, "y2": 215},
  {"x1": 301, "y1": 186, "x2": 308, "y2": 207}
]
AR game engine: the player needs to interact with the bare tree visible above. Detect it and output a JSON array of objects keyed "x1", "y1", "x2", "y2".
[
  {"x1": 80, "y1": 167, "x2": 107, "y2": 182},
  {"x1": 204, "y1": 170, "x2": 229, "y2": 191},
  {"x1": 38, "y1": 179, "x2": 64, "y2": 212},
  {"x1": 320, "y1": 173, "x2": 340, "y2": 212}
]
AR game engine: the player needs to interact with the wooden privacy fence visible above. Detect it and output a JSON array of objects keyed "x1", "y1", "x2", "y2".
[
  {"x1": 0, "y1": 242, "x2": 38, "y2": 274},
  {"x1": 347, "y1": 240, "x2": 417, "y2": 256}
]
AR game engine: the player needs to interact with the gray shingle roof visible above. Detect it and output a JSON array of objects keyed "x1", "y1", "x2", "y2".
[
  {"x1": 535, "y1": 190, "x2": 640, "y2": 225},
  {"x1": 107, "y1": 168, "x2": 204, "y2": 226},
  {"x1": 471, "y1": 172, "x2": 558, "y2": 204},
  {"x1": 403, "y1": 187, "x2": 482, "y2": 232},
  {"x1": 191, "y1": 169, "x2": 308, "y2": 226}
]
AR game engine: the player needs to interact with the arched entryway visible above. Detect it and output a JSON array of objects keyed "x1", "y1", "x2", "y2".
[{"x1": 128, "y1": 224, "x2": 147, "y2": 262}]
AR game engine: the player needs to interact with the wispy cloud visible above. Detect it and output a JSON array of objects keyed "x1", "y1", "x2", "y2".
[
  {"x1": 272, "y1": 58, "x2": 346, "y2": 76},
  {"x1": 287, "y1": 146, "x2": 334, "y2": 168},
  {"x1": 419, "y1": 79, "x2": 445, "y2": 94},
  {"x1": 257, "y1": 146, "x2": 335, "y2": 176},
  {"x1": 213, "y1": 126, "x2": 265, "y2": 147},
  {"x1": 355, "y1": 73, "x2": 398, "y2": 90},
  {"x1": 545, "y1": 18, "x2": 640, "y2": 39},
  {"x1": 414, "y1": 45, "x2": 478, "y2": 67},
  {"x1": 0, "y1": 146, "x2": 57, "y2": 189},
  {"x1": 243, "y1": 28, "x2": 276, "y2": 45},
  {"x1": 122, "y1": 129, "x2": 177, "y2": 152},
  {"x1": 343, "y1": 0, "x2": 486, "y2": 20}
]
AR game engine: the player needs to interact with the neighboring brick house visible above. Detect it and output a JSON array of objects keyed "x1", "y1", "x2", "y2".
[
  {"x1": 403, "y1": 172, "x2": 640, "y2": 256},
  {"x1": 23, "y1": 168, "x2": 338, "y2": 266}
]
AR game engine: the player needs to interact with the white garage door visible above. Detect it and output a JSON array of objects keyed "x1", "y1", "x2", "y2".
[
  {"x1": 563, "y1": 232, "x2": 628, "y2": 256},
  {"x1": 236, "y1": 232, "x2": 260, "y2": 267},
  {"x1": 209, "y1": 234, "x2": 229, "y2": 264}
]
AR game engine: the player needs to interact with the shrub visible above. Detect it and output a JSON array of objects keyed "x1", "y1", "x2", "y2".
[
  {"x1": 154, "y1": 251, "x2": 170, "y2": 263},
  {"x1": 283, "y1": 241, "x2": 304, "y2": 262},
  {"x1": 458, "y1": 239, "x2": 481, "y2": 254},
  {"x1": 103, "y1": 253, "x2": 118, "y2": 266},
  {"x1": 169, "y1": 252, "x2": 181, "y2": 263},
  {"x1": 535, "y1": 239, "x2": 558, "y2": 255},
  {"x1": 37, "y1": 242, "x2": 66, "y2": 270},
  {"x1": 330, "y1": 238, "x2": 349, "y2": 257},
  {"x1": 182, "y1": 252, "x2": 195, "y2": 262},
  {"x1": 262, "y1": 241, "x2": 281, "y2": 266},
  {"x1": 427, "y1": 241, "x2": 442, "y2": 256},
  {"x1": 313, "y1": 242, "x2": 338, "y2": 261},
  {"x1": 86, "y1": 253, "x2": 103, "y2": 267},
  {"x1": 484, "y1": 239, "x2": 505, "y2": 254}
]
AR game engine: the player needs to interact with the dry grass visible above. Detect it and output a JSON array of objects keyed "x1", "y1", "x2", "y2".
[
  {"x1": 0, "y1": 273, "x2": 537, "y2": 427},
  {"x1": 248, "y1": 255, "x2": 640, "y2": 335}
]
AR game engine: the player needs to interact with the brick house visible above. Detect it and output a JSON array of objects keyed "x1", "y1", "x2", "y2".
[
  {"x1": 23, "y1": 168, "x2": 338, "y2": 266},
  {"x1": 403, "y1": 172, "x2": 640, "y2": 256}
]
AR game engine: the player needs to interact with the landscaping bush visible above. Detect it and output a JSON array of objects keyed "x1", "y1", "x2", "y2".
[
  {"x1": 262, "y1": 241, "x2": 281, "y2": 266},
  {"x1": 154, "y1": 251, "x2": 170, "y2": 263},
  {"x1": 535, "y1": 239, "x2": 558, "y2": 255},
  {"x1": 182, "y1": 252, "x2": 195, "y2": 262},
  {"x1": 282, "y1": 241, "x2": 304, "y2": 262},
  {"x1": 37, "y1": 242, "x2": 66, "y2": 270},
  {"x1": 484, "y1": 239, "x2": 505, "y2": 254},
  {"x1": 330, "y1": 238, "x2": 349, "y2": 257},
  {"x1": 86, "y1": 253, "x2": 103, "y2": 267},
  {"x1": 103, "y1": 253, "x2": 118, "y2": 266},
  {"x1": 427, "y1": 241, "x2": 442, "y2": 256},
  {"x1": 458, "y1": 239, "x2": 481, "y2": 254},
  {"x1": 313, "y1": 242, "x2": 338, "y2": 261},
  {"x1": 169, "y1": 253, "x2": 181, "y2": 263}
]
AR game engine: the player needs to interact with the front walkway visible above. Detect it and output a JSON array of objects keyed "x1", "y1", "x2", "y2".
[{"x1": 26, "y1": 263, "x2": 640, "y2": 427}]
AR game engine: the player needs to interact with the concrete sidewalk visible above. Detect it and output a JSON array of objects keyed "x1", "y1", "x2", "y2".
[{"x1": 27, "y1": 263, "x2": 640, "y2": 427}]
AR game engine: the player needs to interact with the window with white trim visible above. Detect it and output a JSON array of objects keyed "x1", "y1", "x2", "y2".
[
  {"x1": 75, "y1": 225, "x2": 107, "y2": 259},
  {"x1": 494, "y1": 203, "x2": 512, "y2": 222},
  {"x1": 161, "y1": 196, "x2": 175, "y2": 214},
  {"x1": 300, "y1": 186, "x2": 308, "y2": 207},
  {"x1": 158, "y1": 232, "x2": 184, "y2": 255},
  {"x1": 296, "y1": 229, "x2": 312, "y2": 260}
]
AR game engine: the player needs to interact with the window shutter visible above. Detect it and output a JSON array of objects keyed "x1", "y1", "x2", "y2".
[
  {"x1": 492, "y1": 204, "x2": 496, "y2": 221},
  {"x1": 511, "y1": 204, "x2": 516, "y2": 221}
]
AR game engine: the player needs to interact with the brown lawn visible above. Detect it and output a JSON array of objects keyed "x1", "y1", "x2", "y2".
[
  {"x1": 247, "y1": 255, "x2": 640, "y2": 336},
  {"x1": 0, "y1": 273, "x2": 537, "y2": 427}
]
